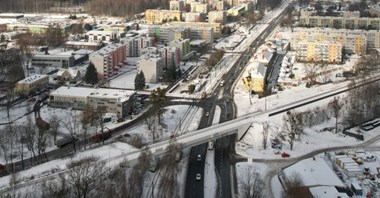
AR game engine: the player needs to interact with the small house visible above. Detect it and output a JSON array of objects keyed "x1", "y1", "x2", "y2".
[{"x1": 57, "y1": 68, "x2": 81, "y2": 83}]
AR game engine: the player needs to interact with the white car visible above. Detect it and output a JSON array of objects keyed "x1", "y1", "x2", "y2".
[
  {"x1": 206, "y1": 112, "x2": 210, "y2": 117},
  {"x1": 196, "y1": 173, "x2": 202, "y2": 181},
  {"x1": 197, "y1": 154, "x2": 202, "y2": 161}
]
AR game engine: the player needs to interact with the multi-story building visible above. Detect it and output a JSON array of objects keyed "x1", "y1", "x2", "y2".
[
  {"x1": 89, "y1": 43, "x2": 127, "y2": 80},
  {"x1": 148, "y1": 26, "x2": 191, "y2": 43},
  {"x1": 122, "y1": 36, "x2": 155, "y2": 57},
  {"x1": 15, "y1": 75, "x2": 49, "y2": 96},
  {"x1": 0, "y1": 24, "x2": 7, "y2": 32},
  {"x1": 294, "y1": 41, "x2": 343, "y2": 63},
  {"x1": 170, "y1": 21, "x2": 221, "y2": 38},
  {"x1": 168, "y1": 39, "x2": 191, "y2": 60},
  {"x1": 145, "y1": 10, "x2": 182, "y2": 24},
  {"x1": 189, "y1": 26, "x2": 214, "y2": 43},
  {"x1": 85, "y1": 30, "x2": 118, "y2": 42},
  {"x1": 170, "y1": 0, "x2": 185, "y2": 11},
  {"x1": 185, "y1": 12, "x2": 206, "y2": 22},
  {"x1": 292, "y1": 28, "x2": 369, "y2": 54},
  {"x1": 6, "y1": 23, "x2": 70, "y2": 34},
  {"x1": 343, "y1": 11, "x2": 360, "y2": 18},
  {"x1": 212, "y1": 0, "x2": 225, "y2": 11},
  {"x1": 49, "y1": 86, "x2": 137, "y2": 118},
  {"x1": 65, "y1": 41, "x2": 103, "y2": 51},
  {"x1": 159, "y1": 47, "x2": 180, "y2": 69},
  {"x1": 242, "y1": 62, "x2": 267, "y2": 93},
  {"x1": 137, "y1": 54, "x2": 164, "y2": 83},
  {"x1": 369, "y1": 4, "x2": 380, "y2": 17},
  {"x1": 190, "y1": 2, "x2": 209, "y2": 13},
  {"x1": 208, "y1": 11, "x2": 226, "y2": 23},
  {"x1": 31, "y1": 50, "x2": 75, "y2": 68},
  {"x1": 299, "y1": 16, "x2": 380, "y2": 30}
]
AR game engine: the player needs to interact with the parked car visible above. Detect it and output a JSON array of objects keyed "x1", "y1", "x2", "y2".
[
  {"x1": 282, "y1": 152, "x2": 290, "y2": 158},
  {"x1": 197, "y1": 154, "x2": 202, "y2": 161},
  {"x1": 205, "y1": 112, "x2": 210, "y2": 117}
]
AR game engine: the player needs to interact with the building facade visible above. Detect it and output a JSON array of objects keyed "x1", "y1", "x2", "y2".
[
  {"x1": 137, "y1": 54, "x2": 164, "y2": 83},
  {"x1": 170, "y1": 0, "x2": 185, "y2": 11},
  {"x1": 299, "y1": 16, "x2": 380, "y2": 30},
  {"x1": 31, "y1": 53, "x2": 75, "y2": 68},
  {"x1": 190, "y1": 2, "x2": 209, "y2": 13},
  {"x1": 85, "y1": 30, "x2": 117, "y2": 42},
  {"x1": 122, "y1": 36, "x2": 155, "y2": 57},
  {"x1": 208, "y1": 11, "x2": 226, "y2": 23},
  {"x1": 145, "y1": 10, "x2": 182, "y2": 24},
  {"x1": 15, "y1": 75, "x2": 49, "y2": 96},
  {"x1": 292, "y1": 28, "x2": 369, "y2": 55},
  {"x1": 168, "y1": 39, "x2": 191, "y2": 60},
  {"x1": 148, "y1": 26, "x2": 191, "y2": 43},
  {"x1": 49, "y1": 86, "x2": 137, "y2": 118},
  {"x1": 294, "y1": 41, "x2": 343, "y2": 63},
  {"x1": 184, "y1": 12, "x2": 206, "y2": 22}
]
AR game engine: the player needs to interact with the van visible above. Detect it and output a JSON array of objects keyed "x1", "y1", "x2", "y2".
[{"x1": 208, "y1": 141, "x2": 214, "y2": 150}]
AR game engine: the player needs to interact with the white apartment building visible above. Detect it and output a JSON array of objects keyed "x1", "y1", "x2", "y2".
[
  {"x1": 137, "y1": 54, "x2": 164, "y2": 83},
  {"x1": 168, "y1": 39, "x2": 191, "y2": 60},
  {"x1": 190, "y1": 2, "x2": 209, "y2": 13},
  {"x1": 295, "y1": 41, "x2": 343, "y2": 63},
  {"x1": 122, "y1": 36, "x2": 155, "y2": 57},
  {"x1": 208, "y1": 11, "x2": 226, "y2": 23},
  {"x1": 85, "y1": 30, "x2": 117, "y2": 42}
]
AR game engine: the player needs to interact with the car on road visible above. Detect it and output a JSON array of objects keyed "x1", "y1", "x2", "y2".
[
  {"x1": 208, "y1": 141, "x2": 214, "y2": 150},
  {"x1": 196, "y1": 173, "x2": 202, "y2": 181},
  {"x1": 197, "y1": 154, "x2": 202, "y2": 161},
  {"x1": 281, "y1": 152, "x2": 290, "y2": 158},
  {"x1": 226, "y1": 99, "x2": 230, "y2": 103},
  {"x1": 205, "y1": 112, "x2": 210, "y2": 117}
]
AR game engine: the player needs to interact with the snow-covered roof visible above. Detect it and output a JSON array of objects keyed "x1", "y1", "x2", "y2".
[
  {"x1": 17, "y1": 74, "x2": 48, "y2": 84},
  {"x1": 283, "y1": 157, "x2": 344, "y2": 187},
  {"x1": 309, "y1": 186, "x2": 349, "y2": 198},
  {"x1": 51, "y1": 86, "x2": 96, "y2": 97},
  {"x1": 57, "y1": 68, "x2": 80, "y2": 77}
]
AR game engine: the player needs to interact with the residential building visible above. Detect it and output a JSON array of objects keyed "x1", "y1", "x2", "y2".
[
  {"x1": 89, "y1": 43, "x2": 127, "y2": 80},
  {"x1": 294, "y1": 41, "x2": 343, "y2": 63},
  {"x1": 170, "y1": 21, "x2": 221, "y2": 38},
  {"x1": 141, "y1": 46, "x2": 180, "y2": 69},
  {"x1": 343, "y1": 11, "x2": 360, "y2": 18},
  {"x1": 226, "y1": 3, "x2": 253, "y2": 16},
  {"x1": 6, "y1": 23, "x2": 69, "y2": 34},
  {"x1": 137, "y1": 54, "x2": 164, "y2": 83},
  {"x1": 292, "y1": 28, "x2": 369, "y2": 54},
  {"x1": 188, "y1": 26, "x2": 214, "y2": 43},
  {"x1": 369, "y1": 4, "x2": 380, "y2": 17},
  {"x1": 0, "y1": 24, "x2": 7, "y2": 32},
  {"x1": 208, "y1": 11, "x2": 226, "y2": 23},
  {"x1": 56, "y1": 68, "x2": 81, "y2": 83},
  {"x1": 49, "y1": 86, "x2": 137, "y2": 118},
  {"x1": 15, "y1": 75, "x2": 49, "y2": 96},
  {"x1": 299, "y1": 15, "x2": 380, "y2": 30},
  {"x1": 242, "y1": 62, "x2": 267, "y2": 93},
  {"x1": 65, "y1": 41, "x2": 103, "y2": 51},
  {"x1": 148, "y1": 26, "x2": 190, "y2": 43},
  {"x1": 85, "y1": 30, "x2": 117, "y2": 42},
  {"x1": 184, "y1": 12, "x2": 206, "y2": 22},
  {"x1": 212, "y1": 1, "x2": 225, "y2": 11},
  {"x1": 190, "y1": 2, "x2": 209, "y2": 13},
  {"x1": 145, "y1": 10, "x2": 182, "y2": 24},
  {"x1": 168, "y1": 39, "x2": 191, "y2": 60},
  {"x1": 31, "y1": 50, "x2": 75, "y2": 68},
  {"x1": 170, "y1": 0, "x2": 185, "y2": 11}
]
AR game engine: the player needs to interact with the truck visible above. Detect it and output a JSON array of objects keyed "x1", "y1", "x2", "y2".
[{"x1": 56, "y1": 137, "x2": 77, "y2": 148}]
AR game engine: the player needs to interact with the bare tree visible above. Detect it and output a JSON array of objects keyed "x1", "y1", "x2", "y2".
[
  {"x1": 42, "y1": 173, "x2": 70, "y2": 198},
  {"x1": 49, "y1": 114, "x2": 60, "y2": 145},
  {"x1": 62, "y1": 111, "x2": 81, "y2": 152},
  {"x1": 66, "y1": 156, "x2": 107, "y2": 198},
  {"x1": 35, "y1": 127, "x2": 49, "y2": 163},
  {"x1": 144, "y1": 115, "x2": 156, "y2": 131},
  {"x1": 304, "y1": 63, "x2": 319, "y2": 86},
  {"x1": 328, "y1": 97, "x2": 343, "y2": 134},
  {"x1": 239, "y1": 166, "x2": 264, "y2": 198},
  {"x1": 282, "y1": 172, "x2": 305, "y2": 198},
  {"x1": 127, "y1": 147, "x2": 152, "y2": 198},
  {"x1": 262, "y1": 122, "x2": 269, "y2": 149},
  {"x1": 282, "y1": 111, "x2": 303, "y2": 150},
  {"x1": 158, "y1": 139, "x2": 181, "y2": 198}
]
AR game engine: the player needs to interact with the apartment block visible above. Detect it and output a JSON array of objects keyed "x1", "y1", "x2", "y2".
[
  {"x1": 299, "y1": 16, "x2": 380, "y2": 30},
  {"x1": 292, "y1": 28, "x2": 369, "y2": 55},
  {"x1": 168, "y1": 39, "x2": 191, "y2": 60},
  {"x1": 294, "y1": 41, "x2": 343, "y2": 63},
  {"x1": 148, "y1": 26, "x2": 191, "y2": 43},
  {"x1": 212, "y1": 1, "x2": 225, "y2": 11},
  {"x1": 145, "y1": 9, "x2": 182, "y2": 24},
  {"x1": 185, "y1": 12, "x2": 206, "y2": 22},
  {"x1": 31, "y1": 50, "x2": 75, "y2": 68},
  {"x1": 49, "y1": 86, "x2": 137, "y2": 118},
  {"x1": 208, "y1": 11, "x2": 226, "y2": 23},
  {"x1": 190, "y1": 2, "x2": 209, "y2": 13},
  {"x1": 170, "y1": 21, "x2": 221, "y2": 38},
  {"x1": 15, "y1": 75, "x2": 49, "y2": 96},
  {"x1": 89, "y1": 43, "x2": 127, "y2": 80},
  {"x1": 189, "y1": 26, "x2": 214, "y2": 43},
  {"x1": 141, "y1": 46, "x2": 180, "y2": 69},
  {"x1": 85, "y1": 30, "x2": 117, "y2": 42},
  {"x1": 170, "y1": 0, "x2": 185, "y2": 11},
  {"x1": 137, "y1": 54, "x2": 164, "y2": 83}
]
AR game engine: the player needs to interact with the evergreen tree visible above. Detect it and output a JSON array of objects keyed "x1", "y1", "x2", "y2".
[
  {"x1": 84, "y1": 62, "x2": 98, "y2": 86},
  {"x1": 134, "y1": 71, "x2": 146, "y2": 90}
]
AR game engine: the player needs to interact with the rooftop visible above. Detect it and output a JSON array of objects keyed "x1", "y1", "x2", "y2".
[{"x1": 17, "y1": 75, "x2": 48, "y2": 84}]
